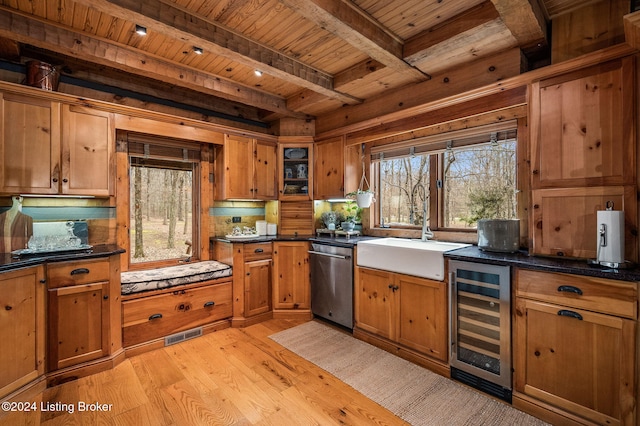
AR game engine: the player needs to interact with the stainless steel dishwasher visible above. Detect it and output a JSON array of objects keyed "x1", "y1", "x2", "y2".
[{"x1": 309, "y1": 242, "x2": 354, "y2": 329}]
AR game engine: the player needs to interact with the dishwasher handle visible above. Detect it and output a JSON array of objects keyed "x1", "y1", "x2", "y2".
[{"x1": 308, "y1": 250, "x2": 351, "y2": 260}]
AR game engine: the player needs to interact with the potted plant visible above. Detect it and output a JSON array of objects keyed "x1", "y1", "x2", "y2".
[
  {"x1": 341, "y1": 201, "x2": 360, "y2": 231},
  {"x1": 347, "y1": 188, "x2": 375, "y2": 208},
  {"x1": 320, "y1": 211, "x2": 337, "y2": 230}
]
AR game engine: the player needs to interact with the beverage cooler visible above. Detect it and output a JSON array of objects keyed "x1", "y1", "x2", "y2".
[{"x1": 449, "y1": 260, "x2": 512, "y2": 402}]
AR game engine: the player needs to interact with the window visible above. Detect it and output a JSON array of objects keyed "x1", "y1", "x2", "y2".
[
  {"x1": 378, "y1": 154, "x2": 430, "y2": 228},
  {"x1": 443, "y1": 140, "x2": 517, "y2": 228},
  {"x1": 127, "y1": 133, "x2": 201, "y2": 266},
  {"x1": 374, "y1": 126, "x2": 517, "y2": 230}
]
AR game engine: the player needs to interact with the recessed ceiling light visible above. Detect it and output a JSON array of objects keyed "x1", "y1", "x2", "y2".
[
  {"x1": 254, "y1": 70, "x2": 263, "y2": 77},
  {"x1": 193, "y1": 46, "x2": 203, "y2": 55},
  {"x1": 135, "y1": 25, "x2": 147, "y2": 36}
]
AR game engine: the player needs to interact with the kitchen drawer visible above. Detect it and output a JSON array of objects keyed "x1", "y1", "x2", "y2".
[
  {"x1": 515, "y1": 269, "x2": 638, "y2": 319},
  {"x1": 243, "y1": 242, "x2": 272, "y2": 261},
  {"x1": 122, "y1": 280, "x2": 232, "y2": 347},
  {"x1": 47, "y1": 258, "x2": 110, "y2": 288}
]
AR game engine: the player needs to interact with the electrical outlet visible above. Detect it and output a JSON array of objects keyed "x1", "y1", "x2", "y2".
[{"x1": 232, "y1": 216, "x2": 241, "y2": 223}]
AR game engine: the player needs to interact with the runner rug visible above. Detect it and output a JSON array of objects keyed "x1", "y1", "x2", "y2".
[{"x1": 270, "y1": 320, "x2": 548, "y2": 426}]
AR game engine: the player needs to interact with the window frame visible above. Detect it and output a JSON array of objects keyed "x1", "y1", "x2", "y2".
[
  {"x1": 124, "y1": 133, "x2": 204, "y2": 271},
  {"x1": 371, "y1": 125, "x2": 518, "y2": 233}
]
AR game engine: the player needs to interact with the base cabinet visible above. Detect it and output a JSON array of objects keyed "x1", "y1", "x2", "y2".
[
  {"x1": 272, "y1": 241, "x2": 311, "y2": 316},
  {"x1": 0, "y1": 266, "x2": 45, "y2": 400},
  {"x1": 355, "y1": 267, "x2": 448, "y2": 363},
  {"x1": 46, "y1": 255, "x2": 122, "y2": 378},
  {"x1": 513, "y1": 269, "x2": 637, "y2": 425}
]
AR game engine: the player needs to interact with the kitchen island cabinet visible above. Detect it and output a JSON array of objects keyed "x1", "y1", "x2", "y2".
[
  {"x1": 513, "y1": 268, "x2": 637, "y2": 426},
  {"x1": 355, "y1": 266, "x2": 449, "y2": 375},
  {"x1": 0, "y1": 265, "x2": 45, "y2": 400}
]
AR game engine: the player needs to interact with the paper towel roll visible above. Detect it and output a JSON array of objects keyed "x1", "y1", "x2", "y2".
[
  {"x1": 596, "y1": 209, "x2": 625, "y2": 264},
  {"x1": 256, "y1": 220, "x2": 267, "y2": 236}
]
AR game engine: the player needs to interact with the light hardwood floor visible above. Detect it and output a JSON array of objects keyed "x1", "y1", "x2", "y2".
[{"x1": 1, "y1": 319, "x2": 408, "y2": 425}]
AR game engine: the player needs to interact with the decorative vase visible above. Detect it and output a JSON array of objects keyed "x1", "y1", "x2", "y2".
[
  {"x1": 341, "y1": 221, "x2": 355, "y2": 232},
  {"x1": 356, "y1": 192, "x2": 373, "y2": 208}
]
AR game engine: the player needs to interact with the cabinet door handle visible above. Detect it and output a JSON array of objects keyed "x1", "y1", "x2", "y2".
[
  {"x1": 62, "y1": 178, "x2": 68, "y2": 183},
  {"x1": 149, "y1": 313, "x2": 163, "y2": 320},
  {"x1": 557, "y1": 309, "x2": 583, "y2": 321},
  {"x1": 103, "y1": 295, "x2": 109, "y2": 300},
  {"x1": 70, "y1": 268, "x2": 90, "y2": 275},
  {"x1": 557, "y1": 285, "x2": 583, "y2": 295},
  {"x1": 204, "y1": 301, "x2": 215, "y2": 307},
  {"x1": 254, "y1": 248, "x2": 264, "y2": 253}
]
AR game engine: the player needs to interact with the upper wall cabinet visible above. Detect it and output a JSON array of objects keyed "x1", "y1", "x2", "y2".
[
  {"x1": 279, "y1": 138, "x2": 313, "y2": 200},
  {"x1": 314, "y1": 137, "x2": 344, "y2": 200},
  {"x1": 0, "y1": 93, "x2": 61, "y2": 195},
  {"x1": 530, "y1": 58, "x2": 635, "y2": 188},
  {"x1": 61, "y1": 105, "x2": 115, "y2": 197},
  {"x1": 215, "y1": 134, "x2": 277, "y2": 200},
  {"x1": 0, "y1": 95, "x2": 114, "y2": 197}
]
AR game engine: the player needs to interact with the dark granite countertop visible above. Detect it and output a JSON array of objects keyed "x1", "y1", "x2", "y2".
[
  {"x1": 211, "y1": 234, "x2": 377, "y2": 248},
  {"x1": 444, "y1": 246, "x2": 640, "y2": 282},
  {"x1": 0, "y1": 244, "x2": 125, "y2": 272}
]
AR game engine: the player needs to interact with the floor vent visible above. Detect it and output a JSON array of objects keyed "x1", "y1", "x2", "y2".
[
  {"x1": 164, "y1": 327, "x2": 203, "y2": 346},
  {"x1": 451, "y1": 367, "x2": 512, "y2": 403}
]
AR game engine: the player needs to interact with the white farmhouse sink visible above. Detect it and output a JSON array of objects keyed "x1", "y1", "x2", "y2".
[{"x1": 356, "y1": 238, "x2": 471, "y2": 281}]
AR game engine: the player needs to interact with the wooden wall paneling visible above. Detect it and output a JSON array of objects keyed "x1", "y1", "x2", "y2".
[
  {"x1": 115, "y1": 133, "x2": 130, "y2": 272},
  {"x1": 200, "y1": 144, "x2": 212, "y2": 261}
]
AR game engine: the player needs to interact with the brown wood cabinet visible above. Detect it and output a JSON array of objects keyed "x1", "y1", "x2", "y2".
[
  {"x1": 215, "y1": 134, "x2": 277, "y2": 200},
  {"x1": 122, "y1": 279, "x2": 232, "y2": 347},
  {"x1": 0, "y1": 266, "x2": 45, "y2": 400},
  {"x1": 513, "y1": 269, "x2": 637, "y2": 426},
  {"x1": 531, "y1": 186, "x2": 637, "y2": 259},
  {"x1": 314, "y1": 137, "x2": 344, "y2": 199},
  {"x1": 61, "y1": 105, "x2": 115, "y2": 197},
  {"x1": 46, "y1": 255, "x2": 122, "y2": 374},
  {"x1": 0, "y1": 95, "x2": 114, "y2": 196},
  {"x1": 279, "y1": 139, "x2": 313, "y2": 200},
  {"x1": 530, "y1": 58, "x2": 635, "y2": 189},
  {"x1": 0, "y1": 93, "x2": 61, "y2": 195},
  {"x1": 214, "y1": 241, "x2": 272, "y2": 327},
  {"x1": 272, "y1": 241, "x2": 311, "y2": 317},
  {"x1": 355, "y1": 267, "x2": 448, "y2": 363}
]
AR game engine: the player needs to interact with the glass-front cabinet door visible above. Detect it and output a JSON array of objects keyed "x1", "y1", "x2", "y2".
[{"x1": 279, "y1": 140, "x2": 313, "y2": 200}]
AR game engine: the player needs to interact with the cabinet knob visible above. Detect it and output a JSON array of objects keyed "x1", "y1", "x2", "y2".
[
  {"x1": 52, "y1": 178, "x2": 58, "y2": 183},
  {"x1": 4, "y1": 305, "x2": 12, "y2": 311},
  {"x1": 103, "y1": 295, "x2": 109, "y2": 300},
  {"x1": 39, "y1": 279, "x2": 46, "y2": 284},
  {"x1": 62, "y1": 178, "x2": 68, "y2": 183}
]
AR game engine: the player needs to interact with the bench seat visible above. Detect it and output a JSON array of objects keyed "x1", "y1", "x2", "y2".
[{"x1": 121, "y1": 260, "x2": 232, "y2": 295}]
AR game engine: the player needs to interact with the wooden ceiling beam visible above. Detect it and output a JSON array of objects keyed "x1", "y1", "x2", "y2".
[
  {"x1": 490, "y1": 0, "x2": 547, "y2": 46},
  {"x1": 280, "y1": 0, "x2": 428, "y2": 82},
  {"x1": 0, "y1": 6, "x2": 305, "y2": 117},
  {"x1": 71, "y1": 0, "x2": 360, "y2": 106}
]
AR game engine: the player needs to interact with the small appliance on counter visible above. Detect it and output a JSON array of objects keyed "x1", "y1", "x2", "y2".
[
  {"x1": 477, "y1": 219, "x2": 519, "y2": 253},
  {"x1": 589, "y1": 201, "x2": 630, "y2": 268}
]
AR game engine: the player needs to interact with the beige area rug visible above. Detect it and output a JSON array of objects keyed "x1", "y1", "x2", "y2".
[{"x1": 270, "y1": 320, "x2": 549, "y2": 426}]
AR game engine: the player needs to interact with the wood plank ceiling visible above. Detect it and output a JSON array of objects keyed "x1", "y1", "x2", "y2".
[{"x1": 0, "y1": 0, "x2": 583, "y2": 131}]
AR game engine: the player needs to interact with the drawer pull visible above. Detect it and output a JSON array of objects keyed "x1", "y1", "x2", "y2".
[
  {"x1": 70, "y1": 268, "x2": 90, "y2": 275},
  {"x1": 558, "y1": 309, "x2": 583, "y2": 321},
  {"x1": 149, "y1": 313, "x2": 163, "y2": 320},
  {"x1": 557, "y1": 285, "x2": 583, "y2": 295},
  {"x1": 254, "y1": 248, "x2": 264, "y2": 253},
  {"x1": 204, "y1": 301, "x2": 215, "y2": 307}
]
